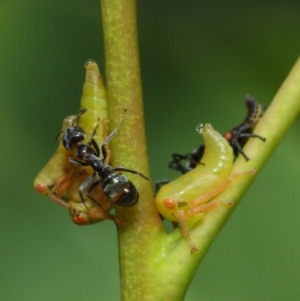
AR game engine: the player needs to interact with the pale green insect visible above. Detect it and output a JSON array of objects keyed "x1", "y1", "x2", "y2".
[
  {"x1": 66, "y1": 59, "x2": 115, "y2": 225},
  {"x1": 33, "y1": 115, "x2": 76, "y2": 209},
  {"x1": 34, "y1": 60, "x2": 118, "y2": 225},
  {"x1": 79, "y1": 59, "x2": 108, "y2": 144},
  {"x1": 155, "y1": 123, "x2": 255, "y2": 252},
  {"x1": 33, "y1": 59, "x2": 107, "y2": 202}
]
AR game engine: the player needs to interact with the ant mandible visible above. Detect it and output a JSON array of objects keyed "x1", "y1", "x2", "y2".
[{"x1": 59, "y1": 108, "x2": 150, "y2": 208}]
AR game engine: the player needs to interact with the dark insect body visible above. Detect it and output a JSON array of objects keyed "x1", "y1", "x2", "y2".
[
  {"x1": 224, "y1": 95, "x2": 266, "y2": 160},
  {"x1": 169, "y1": 95, "x2": 266, "y2": 174},
  {"x1": 60, "y1": 108, "x2": 150, "y2": 208}
]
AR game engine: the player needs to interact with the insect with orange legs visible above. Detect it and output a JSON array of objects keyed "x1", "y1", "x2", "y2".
[
  {"x1": 33, "y1": 59, "x2": 108, "y2": 204},
  {"x1": 34, "y1": 118, "x2": 120, "y2": 226},
  {"x1": 155, "y1": 123, "x2": 255, "y2": 253},
  {"x1": 33, "y1": 59, "x2": 117, "y2": 224},
  {"x1": 33, "y1": 115, "x2": 77, "y2": 209},
  {"x1": 33, "y1": 114, "x2": 115, "y2": 225}
]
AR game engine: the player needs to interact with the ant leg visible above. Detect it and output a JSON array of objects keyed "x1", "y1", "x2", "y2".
[
  {"x1": 169, "y1": 154, "x2": 189, "y2": 174},
  {"x1": 231, "y1": 128, "x2": 265, "y2": 161},
  {"x1": 237, "y1": 132, "x2": 266, "y2": 142},
  {"x1": 86, "y1": 180, "x2": 125, "y2": 227},
  {"x1": 85, "y1": 180, "x2": 116, "y2": 209},
  {"x1": 89, "y1": 119, "x2": 101, "y2": 157},
  {"x1": 234, "y1": 119, "x2": 266, "y2": 142},
  {"x1": 95, "y1": 109, "x2": 127, "y2": 164},
  {"x1": 78, "y1": 173, "x2": 98, "y2": 202},
  {"x1": 69, "y1": 158, "x2": 89, "y2": 166},
  {"x1": 185, "y1": 158, "x2": 205, "y2": 171},
  {"x1": 188, "y1": 169, "x2": 256, "y2": 211},
  {"x1": 231, "y1": 136, "x2": 249, "y2": 161},
  {"x1": 231, "y1": 128, "x2": 252, "y2": 160},
  {"x1": 103, "y1": 108, "x2": 127, "y2": 146},
  {"x1": 102, "y1": 119, "x2": 111, "y2": 165},
  {"x1": 169, "y1": 148, "x2": 205, "y2": 174},
  {"x1": 114, "y1": 167, "x2": 150, "y2": 181}
]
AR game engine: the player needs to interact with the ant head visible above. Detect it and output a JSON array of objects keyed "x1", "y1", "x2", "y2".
[
  {"x1": 62, "y1": 125, "x2": 86, "y2": 149},
  {"x1": 59, "y1": 108, "x2": 88, "y2": 149}
]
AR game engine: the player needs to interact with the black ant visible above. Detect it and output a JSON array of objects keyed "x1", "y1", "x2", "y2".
[
  {"x1": 169, "y1": 95, "x2": 266, "y2": 174},
  {"x1": 59, "y1": 108, "x2": 150, "y2": 208}
]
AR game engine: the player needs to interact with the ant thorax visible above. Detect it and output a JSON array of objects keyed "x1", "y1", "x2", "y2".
[{"x1": 75, "y1": 144, "x2": 97, "y2": 162}]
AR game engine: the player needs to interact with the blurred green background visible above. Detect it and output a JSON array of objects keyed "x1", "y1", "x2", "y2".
[{"x1": 1, "y1": 1, "x2": 300, "y2": 300}]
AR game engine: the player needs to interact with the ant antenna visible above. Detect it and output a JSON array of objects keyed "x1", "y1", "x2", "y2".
[
  {"x1": 72, "y1": 108, "x2": 89, "y2": 126},
  {"x1": 55, "y1": 131, "x2": 63, "y2": 142}
]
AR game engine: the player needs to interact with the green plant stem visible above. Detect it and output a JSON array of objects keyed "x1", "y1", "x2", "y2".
[
  {"x1": 100, "y1": 1, "x2": 300, "y2": 299},
  {"x1": 100, "y1": 1, "x2": 165, "y2": 300}
]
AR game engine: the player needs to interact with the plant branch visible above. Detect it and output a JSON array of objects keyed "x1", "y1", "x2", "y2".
[
  {"x1": 100, "y1": 0, "x2": 300, "y2": 299},
  {"x1": 159, "y1": 56, "x2": 300, "y2": 299},
  {"x1": 100, "y1": 1, "x2": 164, "y2": 300}
]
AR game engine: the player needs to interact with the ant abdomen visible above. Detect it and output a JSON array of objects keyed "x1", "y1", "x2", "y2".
[{"x1": 101, "y1": 173, "x2": 138, "y2": 207}]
